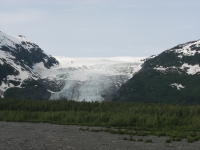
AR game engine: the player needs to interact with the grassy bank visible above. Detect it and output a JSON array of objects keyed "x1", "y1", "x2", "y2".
[{"x1": 0, "y1": 99, "x2": 199, "y2": 142}]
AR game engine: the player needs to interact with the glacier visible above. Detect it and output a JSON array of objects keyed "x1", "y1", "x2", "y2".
[{"x1": 40, "y1": 57, "x2": 145, "y2": 102}]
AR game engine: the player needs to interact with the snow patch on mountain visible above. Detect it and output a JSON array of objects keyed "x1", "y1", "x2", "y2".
[
  {"x1": 170, "y1": 83, "x2": 185, "y2": 90},
  {"x1": 154, "y1": 63, "x2": 200, "y2": 75},
  {"x1": 153, "y1": 66, "x2": 177, "y2": 72},
  {"x1": 180, "y1": 63, "x2": 200, "y2": 75},
  {"x1": 172, "y1": 40, "x2": 200, "y2": 57},
  {"x1": 153, "y1": 66, "x2": 167, "y2": 71}
]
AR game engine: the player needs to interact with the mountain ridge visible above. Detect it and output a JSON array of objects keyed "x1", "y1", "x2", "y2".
[
  {"x1": 1, "y1": 31, "x2": 200, "y2": 103},
  {"x1": 112, "y1": 39, "x2": 200, "y2": 103}
]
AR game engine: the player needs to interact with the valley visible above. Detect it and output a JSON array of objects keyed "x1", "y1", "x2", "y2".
[
  {"x1": 1, "y1": 1, "x2": 199, "y2": 149},
  {"x1": 0, "y1": 31, "x2": 144, "y2": 101}
]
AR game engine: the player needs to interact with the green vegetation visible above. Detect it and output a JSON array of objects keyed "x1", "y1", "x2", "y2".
[
  {"x1": 129, "y1": 137, "x2": 135, "y2": 141},
  {"x1": 171, "y1": 137, "x2": 182, "y2": 141},
  {"x1": 123, "y1": 137, "x2": 127, "y2": 140},
  {"x1": 165, "y1": 138, "x2": 171, "y2": 143},
  {"x1": 137, "y1": 138, "x2": 143, "y2": 142},
  {"x1": 4, "y1": 79, "x2": 50, "y2": 100},
  {"x1": 79, "y1": 127, "x2": 89, "y2": 131},
  {"x1": 90, "y1": 129, "x2": 101, "y2": 132},
  {"x1": 145, "y1": 139, "x2": 153, "y2": 143},
  {"x1": 113, "y1": 70, "x2": 200, "y2": 104},
  {"x1": 187, "y1": 135, "x2": 199, "y2": 143},
  {"x1": 113, "y1": 46, "x2": 200, "y2": 104},
  {"x1": 0, "y1": 99, "x2": 199, "y2": 142}
]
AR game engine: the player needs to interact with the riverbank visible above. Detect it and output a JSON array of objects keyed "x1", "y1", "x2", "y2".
[{"x1": 0, "y1": 121, "x2": 199, "y2": 150}]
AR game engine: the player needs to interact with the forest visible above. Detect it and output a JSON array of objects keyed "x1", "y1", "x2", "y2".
[{"x1": 0, "y1": 99, "x2": 199, "y2": 142}]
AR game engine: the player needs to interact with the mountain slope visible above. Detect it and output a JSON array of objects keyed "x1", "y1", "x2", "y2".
[
  {"x1": 112, "y1": 39, "x2": 200, "y2": 103},
  {"x1": 0, "y1": 31, "x2": 60, "y2": 99}
]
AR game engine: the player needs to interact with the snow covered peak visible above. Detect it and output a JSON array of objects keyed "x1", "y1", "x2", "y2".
[
  {"x1": 170, "y1": 39, "x2": 200, "y2": 56},
  {"x1": 15, "y1": 35, "x2": 30, "y2": 42},
  {"x1": 0, "y1": 31, "x2": 58, "y2": 68},
  {"x1": 0, "y1": 31, "x2": 39, "y2": 50},
  {"x1": 0, "y1": 32, "x2": 59, "y2": 98},
  {"x1": 0, "y1": 31, "x2": 21, "y2": 47}
]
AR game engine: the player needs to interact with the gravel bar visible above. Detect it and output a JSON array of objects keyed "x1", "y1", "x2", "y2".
[{"x1": 0, "y1": 121, "x2": 199, "y2": 150}]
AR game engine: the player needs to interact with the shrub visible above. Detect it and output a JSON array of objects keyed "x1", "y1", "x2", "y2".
[
  {"x1": 187, "y1": 136, "x2": 199, "y2": 143},
  {"x1": 145, "y1": 139, "x2": 153, "y2": 143},
  {"x1": 165, "y1": 138, "x2": 171, "y2": 143},
  {"x1": 129, "y1": 137, "x2": 136, "y2": 141},
  {"x1": 175, "y1": 137, "x2": 182, "y2": 141},
  {"x1": 123, "y1": 137, "x2": 127, "y2": 140},
  {"x1": 138, "y1": 138, "x2": 143, "y2": 142},
  {"x1": 91, "y1": 129, "x2": 100, "y2": 132},
  {"x1": 79, "y1": 127, "x2": 89, "y2": 131}
]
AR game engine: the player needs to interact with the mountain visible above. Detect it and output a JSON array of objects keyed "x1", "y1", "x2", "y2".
[
  {"x1": 2, "y1": 31, "x2": 199, "y2": 103},
  {"x1": 112, "y1": 39, "x2": 200, "y2": 103},
  {"x1": 0, "y1": 31, "x2": 60, "y2": 99},
  {"x1": 0, "y1": 31, "x2": 144, "y2": 101}
]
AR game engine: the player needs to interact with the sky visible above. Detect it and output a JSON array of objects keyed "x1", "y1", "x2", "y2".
[{"x1": 0, "y1": 0, "x2": 200, "y2": 57}]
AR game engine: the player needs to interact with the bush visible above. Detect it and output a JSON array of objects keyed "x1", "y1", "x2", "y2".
[
  {"x1": 165, "y1": 138, "x2": 171, "y2": 143},
  {"x1": 79, "y1": 127, "x2": 89, "y2": 131},
  {"x1": 129, "y1": 137, "x2": 135, "y2": 141},
  {"x1": 123, "y1": 137, "x2": 127, "y2": 140},
  {"x1": 91, "y1": 129, "x2": 100, "y2": 132},
  {"x1": 145, "y1": 139, "x2": 153, "y2": 143},
  {"x1": 175, "y1": 137, "x2": 182, "y2": 141},
  {"x1": 138, "y1": 138, "x2": 143, "y2": 142},
  {"x1": 187, "y1": 136, "x2": 199, "y2": 143}
]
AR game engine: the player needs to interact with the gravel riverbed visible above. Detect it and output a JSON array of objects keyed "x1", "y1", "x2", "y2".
[{"x1": 0, "y1": 121, "x2": 199, "y2": 150}]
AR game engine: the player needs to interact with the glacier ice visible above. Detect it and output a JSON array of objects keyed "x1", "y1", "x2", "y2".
[{"x1": 48, "y1": 57, "x2": 144, "y2": 102}]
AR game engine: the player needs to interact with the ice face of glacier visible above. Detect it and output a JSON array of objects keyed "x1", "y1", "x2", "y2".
[{"x1": 47, "y1": 57, "x2": 145, "y2": 102}]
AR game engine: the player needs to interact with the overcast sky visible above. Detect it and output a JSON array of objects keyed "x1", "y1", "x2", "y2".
[{"x1": 0, "y1": 0, "x2": 200, "y2": 57}]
